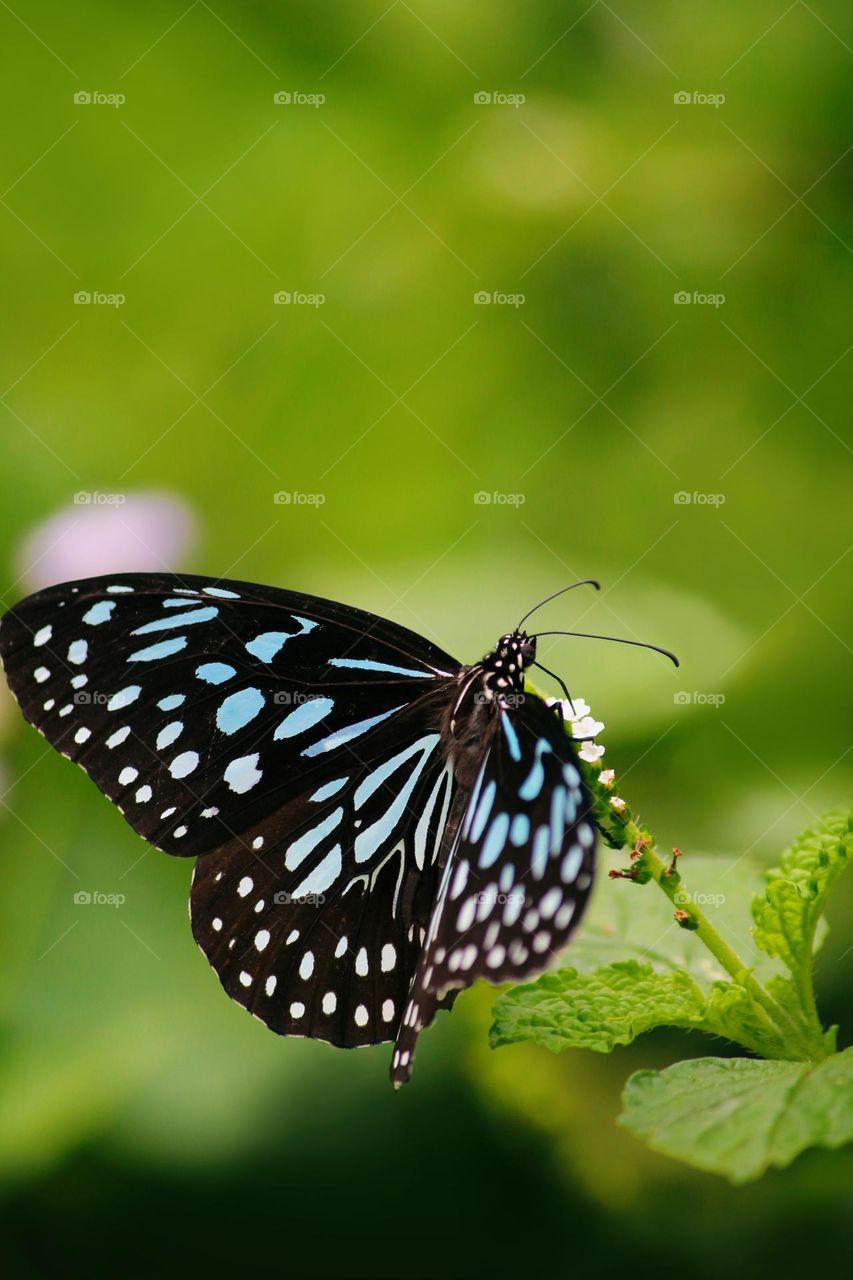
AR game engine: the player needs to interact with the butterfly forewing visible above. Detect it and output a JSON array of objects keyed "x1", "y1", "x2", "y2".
[
  {"x1": 0, "y1": 574, "x2": 459, "y2": 858},
  {"x1": 391, "y1": 696, "x2": 596, "y2": 1085}
]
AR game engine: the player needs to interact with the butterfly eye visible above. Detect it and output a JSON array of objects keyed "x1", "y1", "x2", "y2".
[{"x1": 519, "y1": 636, "x2": 536, "y2": 664}]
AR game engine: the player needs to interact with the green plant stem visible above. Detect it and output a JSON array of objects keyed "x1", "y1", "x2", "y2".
[
  {"x1": 643, "y1": 842, "x2": 813, "y2": 1056},
  {"x1": 609, "y1": 811, "x2": 827, "y2": 1061}
]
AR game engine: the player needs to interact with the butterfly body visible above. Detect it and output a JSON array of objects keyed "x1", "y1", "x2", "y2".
[{"x1": 0, "y1": 574, "x2": 597, "y2": 1085}]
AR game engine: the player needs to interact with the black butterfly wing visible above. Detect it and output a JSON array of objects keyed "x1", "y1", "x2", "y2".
[
  {"x1": 0, "y1": 573, "x2": 460, "y2": 859},
  {"x1": 190, "y1": 701, "x2": 459, "y2": 1047},
  {"x1": 0, "y1": 572, "x2": 467, "y2": 1051},
  {"x1": 391, "y1": 694, "x2": 596, "y2": 1085}
]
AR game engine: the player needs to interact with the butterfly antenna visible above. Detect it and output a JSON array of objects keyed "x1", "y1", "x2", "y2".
[
  {"x1": 516, "y1": 579, "x2": 601, "y2": 632},
  {"x1": 533, "y1": 630, "x2": 680, "y2": 667}
]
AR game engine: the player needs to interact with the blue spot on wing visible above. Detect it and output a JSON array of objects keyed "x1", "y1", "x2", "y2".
[
  {"x1": 196, "y1": 662, "x2": 236, "y2": 685},
  {"x1": 156, "y1": 721, "x2": 183, "y2": 749},
  {"x1": 292, "y1": 845, "x2": 343, "y2": 897},
  {"x1": 108, "y1": 685, "x2": 141, "y2": 710},
  {"x1": 245, "y1": 617, "x2": 317, "y2": 662},
  {"x1": 285, "y1": 807, "x2": 344, "y2": 870},
  {"x1": 301, "y1": 705, "x2": 404, "y2": 757},
  {"x1": 216, "y1": 688, "x2": 265, "y2": 735},
  {"x1": 479, "y1": 812, "x2": 511, "y2": 869},
  {"x1": 309, "y1": 776, "x2": 348, "y2": 803},
  {"x1": 468, "y1": 779, "x2": 496, "y2": 843},
  {"x1": 273, "y1": 696, "x2": 334, "y2": 740},
  {"x1": 509, "y1": 813, "x2": 530, "y2": 846},
  {"x1": 131, "y1": 607, "x2": 218, "y2": 635},
  {"x1": 531, "y1": 825, "x2": 551, "y2": 878},
  {"x1": 158, "y1": 693, "x2": 186, "y2": 710},
  {"x1": 130, "y1": 636, "x2": 187, "y2": 662},
  {"x1": 328, "y1": 657, "x2": 433, "y2": 678},
  {"x1": 500, "y1": 711, "x2": 522, "y2": 762},
  {"x1": 519, "y1": 740, "x2": 552, "y2": 801},
  {"x1": 82, "y1": 601, "x2": 115, "y2": 625}
]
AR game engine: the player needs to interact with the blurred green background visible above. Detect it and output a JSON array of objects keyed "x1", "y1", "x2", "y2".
[{"x1": 1, "y1": 2, "x2": 852, "y2": 1276}]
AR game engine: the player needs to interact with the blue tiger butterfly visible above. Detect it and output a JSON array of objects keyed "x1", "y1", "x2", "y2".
[{"x1": 0, "y1": 574, "x2": 677, "y2": 1085}]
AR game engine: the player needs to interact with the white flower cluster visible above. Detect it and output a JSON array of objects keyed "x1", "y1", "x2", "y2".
[
  {"x1": 546, "y1": 696, "x2": 605, "y2": 763},
  {"x1": 546, "y1": 697, "x2": 627, "y2": 811}
]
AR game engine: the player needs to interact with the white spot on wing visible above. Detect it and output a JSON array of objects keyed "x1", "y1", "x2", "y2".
[{"x1": 224, "y1": 753, "x2": 262, "y2": 793}]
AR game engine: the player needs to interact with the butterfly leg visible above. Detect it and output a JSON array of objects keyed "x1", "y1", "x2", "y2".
[{"x1": 531, "y1": 660, "x2": 575, "y2": 718}]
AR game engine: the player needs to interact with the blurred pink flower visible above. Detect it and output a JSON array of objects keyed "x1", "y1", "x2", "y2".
[{"x1": 14, "y1": 491, "x2": 198, "y2": 591}]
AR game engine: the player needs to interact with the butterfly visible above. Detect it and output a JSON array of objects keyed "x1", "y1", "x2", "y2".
[{"x1": 0, "y1": 573, "x2": 677, "y2": 1085}]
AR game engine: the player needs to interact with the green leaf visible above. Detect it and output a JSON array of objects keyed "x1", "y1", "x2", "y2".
[
  {"x1": 701, "y1": 982, "x2": 780, "y2": 1053},
  {"x1": 619, "y1": 1049, "x2": 853, "y2": 1183},
  {"x1": 493, "y1": 811, "x2": 853, "y2": 1092},
  {"x1": 752, "y1": 809, "x2": 852, "y2": 979},
  {"x1": 491, "y1": 846, "x2": 800, "y2": 1060},
  {"x1": 491, "y1": 961, "x2": 749, "y2": 1055}
]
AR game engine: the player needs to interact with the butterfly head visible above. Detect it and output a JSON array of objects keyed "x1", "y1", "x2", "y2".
[
  {"x1": 497, "y1": 630, "x2": 536, "y2": 666},
  {"x1": 479, "y1": 630, "x2": 537, "y2": 697}
]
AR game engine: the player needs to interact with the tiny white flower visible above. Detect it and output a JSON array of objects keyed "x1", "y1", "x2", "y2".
[
  {"x1": 572, "y1": 715, "x2": 604, "y2": 740},
  {"x1": 610, "y1": 795, "x2": 626, "y2": 811},
  {"x1": 599, "y1": 768, "x2": 616, "y2": 787},
  {"x1": 578, "y1": 741, "x2": 605, "y2": 763},
  {"x1": 547, "y1": 696, "x2": 591, "y2": 722}
]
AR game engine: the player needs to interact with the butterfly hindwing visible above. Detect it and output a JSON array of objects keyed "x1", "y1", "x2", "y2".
[
  {"x1": 391, "y1": 695, "x2": 596, "y2": 1084},
  {"x1": 190, "y1": 713, "x2": 458, "y2": 1046},
  {"x1": 0, "y1": 574, "x2": 460, "y2": 859}
]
